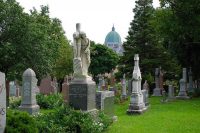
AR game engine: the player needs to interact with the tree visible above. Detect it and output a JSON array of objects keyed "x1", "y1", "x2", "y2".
[
  {"x1": 158, "y1": 0, "x2": 200, "y2": 80},
  {"x1": 120, "y1": 0, "x2": 180, "y2": 81},
  {"x1": 0, "y1": 0, "x2": 70, "y2": 81},
  {"x1": 89, "y1": 41, "x2": 119, "y2": 78}
]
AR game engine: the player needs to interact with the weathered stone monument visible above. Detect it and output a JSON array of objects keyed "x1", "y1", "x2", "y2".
[
  {"x1": 9, "y1": 81, "x2": 16, "y2": 97},
  {"x1": 176, "y1": 78, "x2": 190, "y2": 99},
  {"x1": 153, "y1": 68, "x2": 162, "y2": 96},
  {"x1": 0, "y1": 72, "x2": 6, "y2": 133},
  {"x1": 142, "y1": 80, "x2": 149, "y2": 107},
  {"x1": 121, "y1": 74, "x2": 127, "y2": 100},
  {"x1": 39, "y1": 75, "x2": 57, "y2": 95},
  {"x1": 62, "y1": 75, "x2": 69, "y2": 103},
  {"x1": 167, "y1": 85, "x2": 175, "y2": 101},
  {"x1": 127, "y1": 54, "x2": 146, "y2": 114},
  {"x1": 69, "y1": 23, "x2": 96, "y2": 112},
  {"x1": 96, "y1": 91, "x2": 115, "y2": 117},
  {"x1": 19, "y1": 68, "x2": 40, "y2": 115}
]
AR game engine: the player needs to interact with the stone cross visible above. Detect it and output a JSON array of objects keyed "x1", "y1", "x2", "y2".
[
  {"x1": 19, "y1": 68, "x2": 40, "y2": 115},
  {"x1": 0, "y1": 72, "x2": 6, "y2": 133}
]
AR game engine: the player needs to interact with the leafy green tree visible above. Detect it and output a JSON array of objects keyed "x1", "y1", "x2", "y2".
[
  {"x1": 120, "y1": 0, "x2": 180, "y2": 80},
  {"x1": 89, "y1": 41, "x2": 119, "y2": 78},
  {"x1": 158, "y1": 0, "x2": 200, "y2": 80}
]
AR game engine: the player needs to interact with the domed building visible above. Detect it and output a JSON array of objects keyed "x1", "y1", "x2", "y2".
[{"x1": 104, "y1": 26, "x2": 123, "y2": 55}]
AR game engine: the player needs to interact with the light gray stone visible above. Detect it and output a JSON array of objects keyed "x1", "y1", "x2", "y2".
[
  {"x1": 168, "y1": 85, "x2": 175, "y2": 100},
  {"x1": 142, "y1": 89, "x2": 149, "y2": 107},
  {"x1": 19, "y1": 68, "x2": 40, "y2": 115},
  {"x1": 9, "y1": 81, "x2": 16, "y2": 97},
  {"x1": 121, "y1": 74, "x2": 127, "y2": 100},
  {"x1": 128, "y1": 80, "x2": 132, "y2": 96},
  {"x1": 0, "y1": 72, "x2": 6, "y2": 133},
  {"x1": 176, "y1": 79, "x2": 190, "y2": 99},
  {"x1": 127, "y1": 54, "x2": 146, "y2": 114},
  {"x1": 153, "y1": 68, "x2": 162, "y2": 96}
]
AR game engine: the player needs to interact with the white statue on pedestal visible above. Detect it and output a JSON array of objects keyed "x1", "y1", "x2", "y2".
[{"x1": 73, "y1": 23, "x2": 91, "y2": 78}]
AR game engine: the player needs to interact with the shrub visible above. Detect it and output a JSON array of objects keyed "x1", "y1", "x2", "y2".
[
  {"x1": 9, "y1": 96, "x2": 21, "y2": 109},
  {"x1": 36, "y1": 93, "x2": 64, "y2": 109},
  {"x1": 35, "y1": 106, "x2": 112, "y2": 133},
  {"x1": 6, "y1": 109, "x2": 38, "y2": 133}
]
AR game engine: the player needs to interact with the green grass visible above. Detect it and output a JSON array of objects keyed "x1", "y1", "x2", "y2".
[{"x1": 106, "y1": 97, "x2": 200, "y2": 133}]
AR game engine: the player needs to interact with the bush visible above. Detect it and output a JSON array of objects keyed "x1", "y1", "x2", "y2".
[
  {"x1": 9, "y1": 97, "x2": 21, "y2": 109},
  {"x1": 36, "y1": 93, "x2": 64, "y2": 109},
  {"x1": 35, "y1": 106, "x2": 112, "y2": 133},
  {"x1": 6, "y1": 109, "x2": 38, "y2": 133}
]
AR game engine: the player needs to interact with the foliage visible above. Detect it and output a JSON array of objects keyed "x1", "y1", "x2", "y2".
[
  {"x1": 156, "y1": 0, "x2": 200, "y2": 80},
  {"x1": 35, "y1": 106, "x2": 112, "y2": 133},
  {"x1": 89, "y1": 41, "x2": 119, "y2": 78},
  {"x1": 36, "y1": 93, "x2": 64, "y2": 109},
  {"x1": 6, "y1": 109, "x2": 38, "y2": 133},
  {"x1": 9, "y1": 96, "x2": 21, "y2": 109},
  {"x1": 0, "y1": 0, "x2": 71, "y2": 80},
  {"x1": 119, "y1": 0, "x2": 180, "y2": 80}
]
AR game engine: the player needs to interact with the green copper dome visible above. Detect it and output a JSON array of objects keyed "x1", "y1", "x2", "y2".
[{"x1": 104, "y1": 26, "x2": 122, "y2": 45}]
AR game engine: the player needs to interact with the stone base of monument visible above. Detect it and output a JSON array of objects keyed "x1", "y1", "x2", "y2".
[
  {"x1": 69, "y1": 77, "x2": 97, "y2": 112},
  {"x1": 96, "y1": 90, "x2": 117, "y2": 121},
  {"x1": 176, "y1": 91, "x2": 190, "y2": 100},
  {"x1": 127, "y1": 93, "x2": 146, "y2": 114},
  {"x1": 152, "y1": 88, "x2": 162, "y2": 96},
  {"x1": 19, "y1": 104, "x2": 40, "y2": 115}
]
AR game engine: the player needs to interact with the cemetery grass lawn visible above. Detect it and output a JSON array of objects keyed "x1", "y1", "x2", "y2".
[{"x1": 106, "y1": 97, "x2": 200, "y2": 133}]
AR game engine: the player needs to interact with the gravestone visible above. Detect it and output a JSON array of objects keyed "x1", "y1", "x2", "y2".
[
  {"x1": 69, "y1": 23, "x2": 97, "y2": 113},
  {"x1": 0, "y1": 72, "x2": 6, "y2": 133},
  {"x1": 142, "y1": 80, "x2": 149, "y2": 107},
  {"x1": 98, "y1": 75, "x2": 103, "y2": 91},
  {"x1": 19, "y1": 68, "x2": 40, "y2": 115},
  {"x1": 9, "y1": 81, "x2": 16, "y2": 96},
  {"x1": 176, "y1": 79, "x2": 190, "y2": 99},
  {"x1": 62, "y1": 75, "x2": 69, "y2": 103},
  {"x1": 128, "y1": 80, "x2": 132, "y2": 96},
  {"x1": 167, "y1": 85, "x2": 175, "y2": 100},
  {"x1": 127, "y1": 54, "x2": 146, "y2": 114},
  {"x1": 121, "y1": 74, "x2": 127, "y2": 100},
  {"x1": 153, "y1": 68, "x2": 162, "y2": 96},
  {"x1": 96, "y1": 91, "x2": 115, "y2": 117},
  {"x1": 39, "y1": 76, "x2": 57, "y2": 95}
]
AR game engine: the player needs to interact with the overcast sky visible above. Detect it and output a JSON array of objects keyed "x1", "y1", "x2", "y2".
[{"x1": 16, "y1": 0, "x2": 160, "y2": 44}]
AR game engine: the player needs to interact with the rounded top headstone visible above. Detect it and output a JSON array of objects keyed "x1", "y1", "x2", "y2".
[{"x1": 23, "y1": 68, "x2": 36, "y2": 77}]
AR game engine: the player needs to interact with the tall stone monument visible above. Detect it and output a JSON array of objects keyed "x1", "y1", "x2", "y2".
[
  {"x1": 127, "y1": 54, "x2": 146, "y2": 114},
  {"x1": 69, "y1": 23, "x2": 96, "y2": 112},
  {"x1": 153, "y1": 68, "x2": 162, "y2": 96},
  {"x1": 121, "y1": 74, "x2": 127, "y2": 100},
  {"x1": 19, "y1": 68, "x2": 40, "y2": 115},
  {"x1": 0, "y1": 72, "x2": 6, "y2": 133},
  {"x1": 176, "y1": 78, "x2": 190, "y2": 99}
]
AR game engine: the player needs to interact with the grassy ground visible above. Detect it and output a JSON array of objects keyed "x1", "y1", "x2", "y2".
[{"x1": 106, "y1": 97, "x2": 200, "y2": 133}]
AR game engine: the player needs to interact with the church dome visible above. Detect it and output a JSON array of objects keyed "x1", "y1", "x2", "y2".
[{"x1": 105, "y1": 26, "x2": 122, "y2": 45}]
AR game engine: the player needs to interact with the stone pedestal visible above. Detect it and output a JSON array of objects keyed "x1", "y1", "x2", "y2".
[
  {"x1": 127, "y1": 54, "x2": 146, "y2": 114},
  {"x1": 142, "y1": 89, "x2": 149, "y2": 107},
  {"x1": 69, "y1": 77, "x2": 96, "y2": 112},
  {"x1": 167, "y1": 85, "x2": 175, "y2": 101},
  {"x1": 96, "y1": 91, "x2": 115, "y2": 117},
  {"x1": 176, "y1": 79, "x2": 190, "y2": 99},
  {"x1": 19, "y1": 68, "x2": 40, "y2": 115}
]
